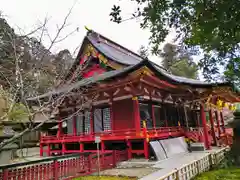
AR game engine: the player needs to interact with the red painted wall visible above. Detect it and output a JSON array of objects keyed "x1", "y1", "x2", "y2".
[{"x1": 112, "y1": 99, "x2": 135, "y2": 130}]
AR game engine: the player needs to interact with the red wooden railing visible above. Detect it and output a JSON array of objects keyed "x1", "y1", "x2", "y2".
[
  {"x1": 0, "y1": 150, "x2": 128, "y2": 180},
  {"x1": 41, "y1": 127, "x2": 184, "y2": 143},
  {"x1": 218, "y1": 128, "x2": 233, "y2": 146}
]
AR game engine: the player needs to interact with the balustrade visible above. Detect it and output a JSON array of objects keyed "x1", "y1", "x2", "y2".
[
  {"x1": 0, "y1": 150, "x2": 128, "y2": 180},
  {"x1": 41, "y1": 127, "x2": 184, "y2": 143}
]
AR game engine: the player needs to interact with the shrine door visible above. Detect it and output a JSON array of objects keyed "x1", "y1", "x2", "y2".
[{"x1": 93, "y1": 107, "x2": 111, "y2": 133}]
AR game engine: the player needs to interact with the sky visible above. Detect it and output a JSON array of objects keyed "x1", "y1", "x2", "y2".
[{"x1": 1, "y1": 0, "x2": 176, "y2": 65}]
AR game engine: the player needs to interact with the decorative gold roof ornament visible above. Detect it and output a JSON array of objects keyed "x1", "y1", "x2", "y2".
[{"x1": 84, "y1": 44, "x2": 122, "y2": 70}]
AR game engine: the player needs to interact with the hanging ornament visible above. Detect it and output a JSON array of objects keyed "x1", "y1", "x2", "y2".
[
  {"x1": 216, "y1": 99, "x2": 223, "y2": 109},
  {"x1": 229, "y1": 104, "x2": 236, "y2": 111},
  {"x1": 232, "y1": 105, "x2": 237, "y2": 111},
  {"x1": 233, "y1": 106, "x2": 236, "y2": 111}
]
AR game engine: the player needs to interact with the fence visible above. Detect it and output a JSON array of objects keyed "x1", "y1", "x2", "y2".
[
  {"x1": 0, "y1": 150, "x2": 128, "y2": 180},
  {"x1": 157, "y1": 148, "x2": 227, "y2": 180}
]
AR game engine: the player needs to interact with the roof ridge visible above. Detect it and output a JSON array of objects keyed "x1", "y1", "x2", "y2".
[{"x1": 86, "y1": 29, "x2": 143, "y2": 61}]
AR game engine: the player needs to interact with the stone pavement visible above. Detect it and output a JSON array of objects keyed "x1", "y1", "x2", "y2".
[
  {"x1": 140, "y1": 147, "x2": 223, "y2": 180},
  {"x1": 99, "y1": 147, "x2": 223, "y2": 179}
]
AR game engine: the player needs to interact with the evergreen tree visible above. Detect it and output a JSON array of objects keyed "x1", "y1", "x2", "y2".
[{"x1": 160, "y1": 43, "x2": 198, "y2": 79}]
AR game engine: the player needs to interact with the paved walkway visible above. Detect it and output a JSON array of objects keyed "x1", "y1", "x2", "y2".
[
  {"x1": 101, "y1": 147, "x2": 223, "y2": 179},
  {"x1": 140, "y1": 147, "x2": 223, "y2": 180}
]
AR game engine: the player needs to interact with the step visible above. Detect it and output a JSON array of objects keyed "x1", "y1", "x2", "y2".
[{"x1": 190, "y1": 142, "x2": 205, "y2": 151}]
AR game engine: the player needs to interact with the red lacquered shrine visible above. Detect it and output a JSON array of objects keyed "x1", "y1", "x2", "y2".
[{"x1": 29, "y1": 29, "x2": 240, "y2": 159}]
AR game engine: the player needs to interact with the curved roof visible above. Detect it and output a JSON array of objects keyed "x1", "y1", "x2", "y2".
[
  {"x1": 27, "y1": 59, "x2": 240, "y2": 101},
  {"x1": 87, "y1": 32, "x2": 143, "y2": 65},
  {"x1": 29, "y1": 29, "x2": 239, "y2": 101}
]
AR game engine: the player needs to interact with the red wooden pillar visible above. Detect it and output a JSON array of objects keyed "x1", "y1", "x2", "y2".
[
  {"x1": 142, "y1": 121, "x2": 149, "y2": 159},
  {"x1": 143, "y1": 139, "x2": 149, "y2": 159},
  {"x1": 200, "y1": 104, "x2": 210, "y2": 150},
  {"x1": 215, "y1": 110, "x2": 221, "y2": 136},
  {"x1": 62, "y1": 143, "x2": 66, "y2": 155},
  {"x1": 101, "y1": 141, "x2": 105, "y2": 153},
  {"x1": 40, "y1": 143, "x2": 43, "y2": 157},
  {"x1": 209, "y1": 108, "x2": 217, "y2": 146},
  {"x1": 126, "y1": 140, "x2": 132, "y2": 159},
  {"x1": 220, "y1": 111, "x2": 226, "y2": 134},
  {"x1": 80, "y1": 143, "x2": 84, "y2": 152},
  {"x1": 132, "y1": 97, "x2": 141, "y2": 133}
]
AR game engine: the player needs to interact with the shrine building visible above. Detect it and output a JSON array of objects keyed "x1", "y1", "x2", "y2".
[{"x1": 28, "y1": 28, "x2": 240, "y2": 159}]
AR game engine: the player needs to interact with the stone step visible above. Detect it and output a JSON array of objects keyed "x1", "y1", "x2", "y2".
[{"x1": 191, "y1": 142, "x2": 205, "y2": 151}]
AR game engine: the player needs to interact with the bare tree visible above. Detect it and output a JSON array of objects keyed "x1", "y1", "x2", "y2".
[{"x1": 0, "y1": 2, "x2": 89, "y2": 151}]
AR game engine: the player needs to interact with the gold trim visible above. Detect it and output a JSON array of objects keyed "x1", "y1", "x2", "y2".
[
  {"x1": 132, "y1": 97, "x2": 138, "y2": 100},
  {"x1": 84, "y1": 44, "x2": 123, "y2": 70},
  {"x1": 129, "y1": 66, "x2": 153, "y2": 78}
]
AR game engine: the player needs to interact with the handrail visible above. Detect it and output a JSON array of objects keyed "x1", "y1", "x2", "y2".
[
  {"x1": 0, "y1": 152, "x2": 90, "y2": 170},
  {"x1": 0, "y1": 150, "x2": 128, "y2": 180},
  {"x1": 41, "y1": 127, "x2": 184, "y2": 141}
]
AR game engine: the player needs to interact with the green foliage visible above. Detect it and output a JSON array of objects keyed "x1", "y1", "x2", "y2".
[
  {"x1": 0, "y1": 88, "x2": 30, "y2": 121},
  {"x1": 224, "y1": 57, "x2": 240, "y2": 85},
  {"x1": 194, "y1": 168, "x2": 240, "y2": 180},
  {"x1": 0, "y1": 88, "x2": 29, "y2": 121},
  {"x1": 160, "y1": 43, "x2": 198, "y2": 79},
  {"x1": 170, "y1": 59, "x2": 198, "y2": 79},
  {"x1": 110, "y1": 0, "x2": 240, "y2": 84},
  {"x1": 7, "y1": 103, "x2": 29, "y2": 121}
]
